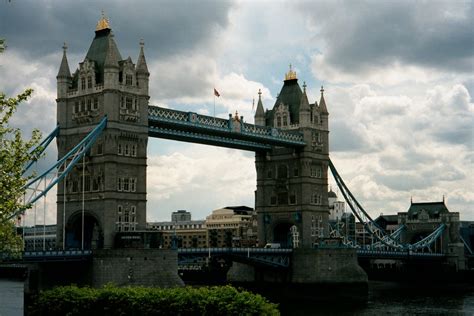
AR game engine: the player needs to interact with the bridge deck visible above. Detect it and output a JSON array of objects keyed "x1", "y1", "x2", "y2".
[{"x1": 148, "y1": 106, "x2": 306, "y2": 151}]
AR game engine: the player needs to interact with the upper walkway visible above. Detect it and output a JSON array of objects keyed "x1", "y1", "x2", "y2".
[{"x1": 148, "y1": 105, "x2": 306, "y2": 151}]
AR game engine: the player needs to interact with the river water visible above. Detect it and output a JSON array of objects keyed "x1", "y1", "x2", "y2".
[
  {"x1": 0, "y1": 279, "x2": 24, "y2": 316},
  {"x1": 1, "y1": 279, "x2": 473, "y2": 315},
  {"x1": 279, "y1": 281, "x2": 474, "y2": 315}
]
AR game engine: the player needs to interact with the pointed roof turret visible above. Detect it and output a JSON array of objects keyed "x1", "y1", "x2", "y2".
[
  {"x1": 255, "y1": 89, "x2": 265, "y2": 116},
  {"x1": 136, "y1": 39, "x2": 149, "y2": 75},
  {"x1": 300, "y1": 81, "x2": 310, "y2": 111},
  {"x1": 57, "y1": 43, "x2": 71, "y2": 78},
  {"x1": 319, "y1": 86, "x2": 328, "y2": 114},
  {"x1": 83, "y1": 13, "x2": 122, "y2": 83},
  {"x1": 104, "y1": 32, "x2": 120, "y2": 69}
]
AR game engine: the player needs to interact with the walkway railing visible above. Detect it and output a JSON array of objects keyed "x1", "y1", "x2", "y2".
[{"x1": 148, "y1": 106, "x2": 306, "y2": 151}]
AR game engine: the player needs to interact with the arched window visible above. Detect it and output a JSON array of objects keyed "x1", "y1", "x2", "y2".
[
  {"x1": 277, "y1": 116, "x2": 282, "y2": 127},
  {"x1": 290, "y1": 225, "x2": 299, "y2": 248},
  {"x1": 277, "y1": 164, "x2": 288, "y2": 179}
]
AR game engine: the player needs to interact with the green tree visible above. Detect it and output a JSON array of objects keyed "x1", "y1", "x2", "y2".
[{"x1": 0, "y1": 89, "x2": 42, "y2": 254}]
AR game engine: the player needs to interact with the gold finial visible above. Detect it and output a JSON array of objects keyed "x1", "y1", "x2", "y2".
[
  {"x1": 96, "y1": 11, "x2": 111, "y2": 31},
  {"x1": 320, "y1": 85, "x2": 324, "y2": 95},
  {"x1": 258, "y1": 88, "x2": 262, "y2": 98},
  {"x1": 285, "y1": 63, "x2": 297, "y2": 81}
]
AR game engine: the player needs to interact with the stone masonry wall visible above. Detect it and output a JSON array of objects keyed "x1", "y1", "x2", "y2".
[{"x1": 92, "y1": 249, "x2": 183, "y2": 287}]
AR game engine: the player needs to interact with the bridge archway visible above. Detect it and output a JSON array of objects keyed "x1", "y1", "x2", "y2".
[
  {"x1": 65, "y1": 211, "x2": 103, "y2": 250},
  {"x1": 273, "y1": 222, "x2": 294, "y2": 248}
]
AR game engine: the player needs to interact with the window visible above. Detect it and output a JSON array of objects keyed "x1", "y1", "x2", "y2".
[
  {"x1": 278, "y1": 192, "x2": 288, "y2": 205},
  {"x1": 311, "y1": 194, "x2": 322, "y2": 205},
  {"x1": 267, "y1": 168, "x2": 273, "y2": 179},
  {"x1": 123, "y1": 178, "x2": 130, "y2": 192},
  {"x1": 277, "y1": 165, "x2": 288, "y2": 179},
  {"x1": 87, "y1": 99, "x2": 92, "y2": 111},
  {"x1": 96, "y1": 142, "x2": 103, "y2": 155},
  {"x1": 289, "y1": 192, "x2": 297, "y2": 205},
  {"x1": 124, "y1": 144, "x2": 129, "y2": 156},
  {"x1": 84, "y1": 175, "x2": 91, "y2": 192},
  {"x1": 118, "y1": 144, "x2": 122, "y2": 155},
  {"x1": 74, "y1": 102, "x2": 79, "y2": 113},
  {"x1": 72, "y1": 180, "x2": 78, "y2": 193},
  {"x1": 81, "y1": 77, "x2": 86, "y2": 90},
  {"x1": 311, "y1": 165, "x2": 322, "y2": 178},
  {"x1": 117, "y1": 178, "x2": 122, "y2": 191},
  {"x1": 126, "y1": 74, "x2": 133, "y2": 86},
  {"x1": 283, "y1": 116, "x2": 288, "y2": 126},
  {"x1": 270, "y1": 195, "x2": 277, "y2": 206},
  {"x1": 87, "y1": 76, "x2": 92, "y2": 89},
  {"x1": 120, "y1": 97, "x2": 125, "y2": 109},
  {"x1": 81, "y1": 100, "x2": 85, "y2": 112},
  {"x1": 93, "y1": 98, "x2": 99, "y2": 110},
  {"x1": 126, "y1": 97, "x2": 132, "y2": 109},
  {"x1": 131, "y1": 144, "x2": 137, "y2": 157},
  {"x1": 130, "y1": 178, "x2": 136, "y2": 192},
  {"x1": 293, "y1": 167, "x2": 299, "y2": 177},
  {"x1": 277, "y1": 116, "x2": 282, "y2": 127},
  {"x1": 133, "y1": 99, "x2": 138, "y2": 110},
  {"x1": 92, "y1": 178, "x2": 99, "y2": 191}
]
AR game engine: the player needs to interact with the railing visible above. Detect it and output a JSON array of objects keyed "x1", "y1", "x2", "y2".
[{"x1": 148, "y1": 105, "x2": 305, "y2": 149}]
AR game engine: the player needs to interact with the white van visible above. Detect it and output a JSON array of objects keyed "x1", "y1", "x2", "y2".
[{"x1": 264, "y1": 243, "x2": 281, "y2": 249}]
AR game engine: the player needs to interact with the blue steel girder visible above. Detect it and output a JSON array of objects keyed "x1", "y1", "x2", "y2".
[
  {"x1": 148, "y1": 105, "x2": 306, "y2": 151},
  {"x1": 177, "y1": 247, "x2": 292, "y2": 268}
]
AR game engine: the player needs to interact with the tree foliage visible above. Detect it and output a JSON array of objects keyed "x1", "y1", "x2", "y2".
[
  {"x1": 29, "y1": 285, "x2": 280, "y2": 315},
  {"x1": 0, "y1": 89, "x2": 42, "y2": 253}
]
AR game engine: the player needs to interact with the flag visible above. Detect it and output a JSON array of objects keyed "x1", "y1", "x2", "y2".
[{"x1": 214, "y1": 88, "x2": 220, "y2": 97}]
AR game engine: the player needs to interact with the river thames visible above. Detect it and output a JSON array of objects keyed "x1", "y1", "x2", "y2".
[{"x1": 1, "y1": 279, "x2": 473, "y2": 315}]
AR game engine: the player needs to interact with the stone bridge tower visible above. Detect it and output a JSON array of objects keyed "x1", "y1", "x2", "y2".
[
  {"x1": 255, "y1": 67, "x2": 329, "y2": 248},
  {"x1": 56, "y1": 15, "x2": 149, "y2": 249}
]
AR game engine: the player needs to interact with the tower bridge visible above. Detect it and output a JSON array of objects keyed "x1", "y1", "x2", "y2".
[{"x1": 3, "y1": 16, "x2": 470, "y2": 291}]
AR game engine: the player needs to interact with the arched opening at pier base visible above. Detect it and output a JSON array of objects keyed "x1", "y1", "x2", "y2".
[
  {"x1": 65, "y1": 212, "x2": 103, "y2": 250},
  {"x1": 273, "y1": 222, "x2": 293, "y2": 248}
]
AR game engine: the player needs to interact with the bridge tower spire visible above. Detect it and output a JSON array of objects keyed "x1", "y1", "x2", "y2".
[
  {"x1": 255, "y1": 67, "x2": 330, "y2": 248},
  {"x1": 254, "y1": 89, "x2": 265, "y2": 126},
  {"x1": 56, "y1": 15, "x2": 149, "y2": 249}
]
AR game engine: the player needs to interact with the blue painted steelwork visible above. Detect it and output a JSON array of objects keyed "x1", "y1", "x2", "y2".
[
  {"x1": 23, "y1": 125, "x2": 60, "y2": 174},
  {"x1": 148, "y1": 105, "x2": 306, "y2": 151},
  {"x1": 357, "y1": 249, "x2": 446, "y2": 260},
  {"x1": 460, "y1": 235, "x2": 473, "y2": 255},
  {"x1": 329, "y1": 158, "x2": 446, "y2": 252},
  {"x1": 1, "y1": 250, "x2": 92, "y2": 263},
  {"x1": 5, "y1": 117, "x2": 107, "y2": 222},
  {"x1": 178, "y1": 247, "x2": 292, "y2": 268}
]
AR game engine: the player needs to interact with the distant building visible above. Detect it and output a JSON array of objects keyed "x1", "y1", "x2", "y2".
[
  {"x1": 172, "y1": 210, "x2": 191, "y2": 222},
  {"x1": 206, "y1": 206, "x2": 257, "y2": 247},
  {"x1": 328, "y1": 189, "x2": 345, "y2": 221},
  {"x1": 374, "y1": 214, "x2": 399, "y2": 235},
  {"x1": 147, "y1": 210, "x2": 207, "y2": 249},
  {"x1": 19, "y1": 225, "x2": 57, "y2": 251}
]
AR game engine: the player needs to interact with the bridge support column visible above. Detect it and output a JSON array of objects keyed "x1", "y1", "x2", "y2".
[
  {"x1": 92, "y1": 249, "x2": 184, "y2": 287},
  {"x1": 447, "y1": 243, "x2": 466, "y2": 271}
]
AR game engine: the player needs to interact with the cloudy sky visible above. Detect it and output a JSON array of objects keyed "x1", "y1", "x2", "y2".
[{"x1": 1, "y1": 0, "x2": 473, "y2": 224}]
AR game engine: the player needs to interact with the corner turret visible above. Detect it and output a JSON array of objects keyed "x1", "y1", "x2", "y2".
[
  {"x1": 254, "y1": 89, "x2": 265, "y2": 126},
  {"x1": 299, "y1": 81, "x2": 311, "y2": 127},
  {"x1": 136, "y1": 40, "x2": 150, "y2": 95},
  {"x1": 57, "y1": 43, "x2": 71, "y2": 99}
]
